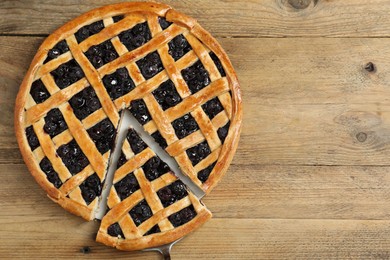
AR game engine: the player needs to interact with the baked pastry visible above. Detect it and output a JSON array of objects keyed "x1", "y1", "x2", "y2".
[
  {"x1": 97, "y1": 128, "x2": 211, "y2": 250},
  {"x1": 14, "y1": 1, "x2": 241, "y2": 250}
]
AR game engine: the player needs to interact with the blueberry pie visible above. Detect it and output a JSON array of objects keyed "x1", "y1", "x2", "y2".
[
  {"x1": 15, "y1": 2, "x2": 241, "y2": 250},
  {"x1": 97, "y1": 128, "x2": 211, "y2": 250}
]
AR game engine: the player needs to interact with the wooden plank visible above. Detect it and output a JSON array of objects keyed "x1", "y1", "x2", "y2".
[
  {"x1": 2, "y1": 0, "x2": 390, "y2": 37},
  {"x1": 4, "y1": 36, "x2": 390, "y2": 165},
  {"x1": 206, "y1": 164, "x2": 390, "y2": 220},
  {"x1": 2, "y1": 215, "x2": 390, "y2": 259},
  {"x1": 173, "y1": 218, "x2": 390, "y2": 259},
  {"x1": 2, "y1": 162, "x2": 390, "y2": 257},
  {"x1": 4, "y1": 163, "x2": 390, "y2": 221}
]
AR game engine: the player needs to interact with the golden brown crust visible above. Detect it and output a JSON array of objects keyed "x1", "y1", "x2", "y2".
[
  {"x1": 97, "y1": 209, "x2": 211, "y2": 251},
  {"x1": 15, "y1": 1, "x2": 241, "y2": 250}
]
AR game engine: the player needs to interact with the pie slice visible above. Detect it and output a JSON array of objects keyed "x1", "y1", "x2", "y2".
[{"x1": 97, "y1": 128, "x2": 211, "y2": 251}]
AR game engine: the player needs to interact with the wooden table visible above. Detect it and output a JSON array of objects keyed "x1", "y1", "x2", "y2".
[{"x1": 2, "y1": 0, "x2": 390, "y2": 258}]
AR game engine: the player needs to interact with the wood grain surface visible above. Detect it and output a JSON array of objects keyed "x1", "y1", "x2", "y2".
[{"x1": 2, "y1": 0, "x2": 390, "y2": 259}]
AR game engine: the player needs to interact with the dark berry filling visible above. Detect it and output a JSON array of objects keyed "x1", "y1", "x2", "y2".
[
  {"x1": 51, "y1": 60, "x2": 85, "y2": 89},
  {"x1": 129, "y1": 200, "x2": 153, "y2": 226},
  {"x1": 26, "y1": 126, "x2": 40, "y2": 151},
  {"x1": 107, "y1": 222, "x2": 125, "y2": 238},
  {"x1": 117, "y1": 152, "x2": 127, "y2": 169},
  {"x1": 114, "y1": 173, "x2": 140, "y2": 201},
  {"x1": 198, "y1": 162, "x2": 217, "y2": 183},
  {"x1": 217, "y1": 121, "x2": 230, "y2": 144},
  {"x1": 202, "y1": 97, "x2": 224, "y2": 120},
  {"x1": 144, "y1": 225, "x2": 161, "y2": 236},
  {"x1": 136, "y1": 51, "x2": 164, "y2": 80},
  {"x1": 209, "y1": 52, "x2": 226, "y2": 77},
  {"x1": 168, "y1": 35, "x2": 192, "y2": 61},
  {"x1": 43, "y1": 108, "x2": 68, "y2": 137},
  {"x1": 172, "y1": 114, "x2": 199, "y2": 139},
  {"x1": 181, "y1": 60, "x2": 211, "y2": 94},
  {"x1": 69, "y1": 86, "x2": 101, "y2": 120},
  {"x1": 39, "y1": 157, "x2": 62, "y2": 188},
  {"x1": 151, "y1": 131, "x2": 167, "y2": 149},
  {"x1": 57, "y1": 140, "x2": 89, "y2": 175},
  {"x1": 142, "y1": 156, "x2": 170, "y2": 182},
  {"x1": 129, "y1": 99, "x2": 151, "y2": 125},
  {"x1": 79, "y1": 173, "x2": 102, "y2": 205},
  {"x1": 126, "y1": 128, "x2": 147, "y2": 154},
  {"x1": 102, "y1": 67, "x2": 135, "y2": 100},
  {"x1": 44, "y1": 40, "x2": 69, "y2": 63},
  {"x1": 85, "y1": 40, "x2": 119, "y2": 69},
  {"x1": 186, "y1": 141, "x2": 211, "y2": 166},
  {"x1": 75, "y1": 20, "x2": 105, "y2": 43},
  {"x1": 87, "y1": 118, "x2": 116, "y2": 154},
  {"x1": 113, "y1": 15, "x2": 124, "y2": 22},
  {"x1": 168, "y1": 206, "x2": 196, "y2": 227},
  {"x1": 30, "y1": 79, "x2": 50, "y2": 104},
  {"x1": 157, "y1": 181, "x2": 188, "y2": 208},
  {"x1": 119, "y1": 22, "x2": 152, "y2": 52},
  {"x1": 152, "y1": 80, "x2": 182, "y2": 110},
  {"x1": 159, "y1": 17, "x2": 172, "y2": 30}
]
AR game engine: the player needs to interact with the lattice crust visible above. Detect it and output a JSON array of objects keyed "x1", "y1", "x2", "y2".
[
  {"x1": 97, "y1": 128, "x2": 211, "y2": 251},
  {"x1": 15, "y1": 2, "x2": 241, "y2": 223}
]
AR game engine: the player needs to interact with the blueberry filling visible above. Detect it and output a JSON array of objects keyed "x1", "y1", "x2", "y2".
[
  {"x1": 113, "y1": 15, "x2": 125, "y2": 23},
  {"x1": 119, "y1": 22, "x2": 152, "y2": 52},
  {"x1": 126, "y1": 128, "x2": 147, "y2": 154},
  {"x1": 114, "y1": 173, "x2": 140, "y2": 201},
  {"x1": 43, "y1": 108, "x2": 68, "y2": 137},
  {"x1": 26, "y1": 126, "x2": 40, "y2": 151},
  {"x1": 172, "y1": 114, "x2": 199, "y2": 139},
  {"x1": 202, "y1": 97, "x2": 224, "y2": 120},
  {"x1": 129, "y1": 200, "x2": 153, "y2": 226},
  {"x1": 107, "y1": 222, "x2": 125, "y2": 238},
  {"x1": 44, "y1": 40, "x2": 69, "y2": 63},
  {"x1": 168, "y1": 35, "x2": 192, "y2": 61},
  {"x1": 144, "y1": 225, "x2": 161, "y2": 236},
  {"x1": 85, "y1": 40, "x2": 119, "y2": 68},
  {"x1": 102, "y1": 67, "x2": 136, "y2": 100},
  {"x1": 117, "y1": 152, "x2": 128, "y2": 169},
  {"x1": 217, "y1": 121, "x2": 230, "y2": 144},
  {"x1": 186, "y1": 141, "x2": 211, "y2": 166},
  {"x1": 198, "y1": 162, "x2": 217, "y2": 183},
  {"x1": 69, "y1": 86, "x2": 101, "y2": 120},
  {"x1": 159, "y1": 17, "x2": 172, "y2": 30},
  {"x1": 181, "y1": 60, "x2": 211, "y2": 94},
  {"x1": 51, "y1": 60, "x2": 85, "y2": 89},
  {"x1": 152, "y1": 80, "x2": 182, "y2": 110},
  {"x1": 151, "y1": 131, "x2": 167, "y2": 149},
  {"x1": 209, "y1": 52, "x2": 226, "y2": 77},
  {"x1": 75, "y1": 20, "x2": 105, "y2": 43},
  {"x1": 129, "y1": 99, "x2": 152, "y2": 125},
  {"x1": 142, "y1": 156, "x2": 170, "y2": 182},
  {"x1": 30, "y1": 79, "x2": 50, "y2": 104},
  {"x1": 57, "y1": 140, "x2": 89, "y2": 175},
  {"x1": 136, "y1": 51, "x2": 164, "y2": 80},
  {"x1": 157, "y1": 181, "x2": 188, "y2": 208},
  {"x1": 168, "y1": 206, "x2": 197, "y2": 227},
  {"x1": 39, "y1": 157, "x2": 62, "y2": 188},
  {"x1": 87, "y1": 118, "x2": 116, "y2": 154},
  {"x1": 80, "y1": 173, "x2": 102, "y2": 205}
]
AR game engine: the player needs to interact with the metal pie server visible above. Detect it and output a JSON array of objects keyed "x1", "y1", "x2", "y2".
[{"x1": 95, "y1": 111, "x2": 206, "y2": 259}]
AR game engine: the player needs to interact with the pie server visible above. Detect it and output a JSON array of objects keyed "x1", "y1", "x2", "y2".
[{"x1": 95, "y1": 111, "x2": 206, "y2": 259}]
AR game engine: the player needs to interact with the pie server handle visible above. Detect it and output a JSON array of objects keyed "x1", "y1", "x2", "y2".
[{"x1": 143, "y1": 238, "x2": 182, "y2": 259}]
